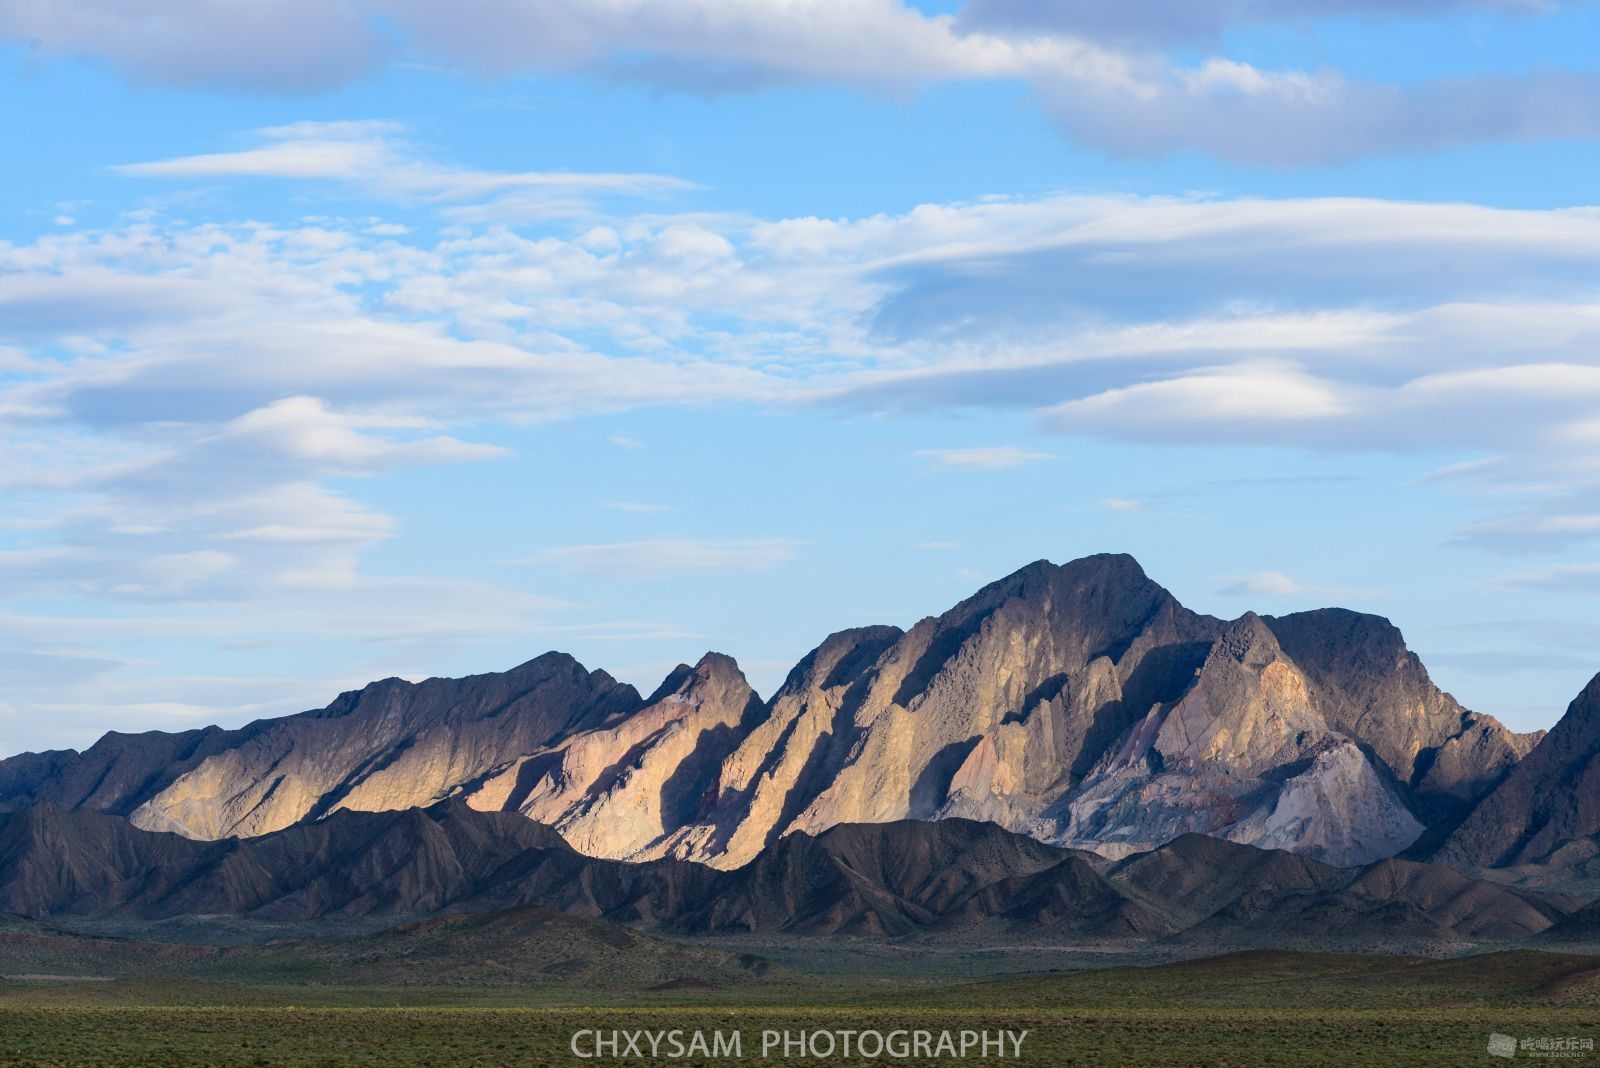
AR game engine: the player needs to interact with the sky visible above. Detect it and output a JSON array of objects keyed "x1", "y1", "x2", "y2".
[{"x1": 3, "y1": 1, "x2": 1600, "y2": 754}]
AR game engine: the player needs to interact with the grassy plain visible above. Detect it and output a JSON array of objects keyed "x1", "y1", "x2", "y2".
[{"x1": 2, "y1": 948, "x2": 1597, "y2": 1066}]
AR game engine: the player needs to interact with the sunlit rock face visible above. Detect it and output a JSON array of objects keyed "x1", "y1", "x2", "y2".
[
  {"x1": 124, "y1": 653, "x2": 641, "y2": 839},
  {"x1": 1049, "y1": 615, "x2": 1426, "y2": 866},
  {"x1": 645, "y1": 556, "x2": 1529, "y2": 870},
  {"x1": 0, "y1": 554, "x2": 1540, "y2": 870},
  {"x1": 460, "y1": 652, "x2": 761, "y2": 860}
]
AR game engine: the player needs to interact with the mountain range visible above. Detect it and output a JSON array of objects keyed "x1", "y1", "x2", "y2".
[
  {"x1": 2, "y1": 552, "x2": 1598, "y2": 948},
  {"x1": 0, "y1": 800, "x2": 1569, "y2": 946}
]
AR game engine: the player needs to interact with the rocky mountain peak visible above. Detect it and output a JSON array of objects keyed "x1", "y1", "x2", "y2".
[
  {"x1": 1566, "y1": 671, "x2": 1600, "y2": 728},
  {"x1": 644, "y1": 663, "x2": 697, "y2": 704},
  {"x1": 689, "y1": 650, "x2": 750, "y2": 688},
  {"x1": 642, "y1": 652, "x2": 753, "y2": 707},
  {"x1": 458, "y1": 648, "x2": 763, "y2": 861},
  {"x1": 1209, "y1": 612, "x2": 1283, "y2": 668},
  {"x1": 1263, "y1": 606, "x2": 1536, "y2": 821}
]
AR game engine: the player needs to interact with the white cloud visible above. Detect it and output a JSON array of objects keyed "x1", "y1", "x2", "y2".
[
  {"x1": 956, "y1": 0, "x2": 1549, "y2": 49},
  {"x1": 608, "y1": 434, "x2": 646, "y2": 449},
  {"x1": 9, "y1": 157, "x2": 1600, "y2": 662},
  {"x1": 379, "y1": 0, "x2": 1129, "y2": 91},
  {"x1": 529, "y1": 621, "x2": 705, "y2": 641},
  {"x1": 108, "y1": 550, "x2": 238, "y2": 599},
  {"x1": 1455, "y1": 512, "x2": 1600, "y2": 553},
  {"x1": 1222, "y1": 570, "x2": 1311, "y2": 597},
  {"x1": 1103, "y1": 498, "x2": 1146, "y2": 514},
  {"x1": 115, "y1": 121, "x2": 403, "y2": 181},
  {"x1": 115, "y1": 121, "x2": 698, "y2": 213},
  {"x1": 917, "y1": 446, "x2": 1057, "y2": 470},
  {"x1": 0, "y1": 0, "x2": 383, "y2": 91},
  {"x1": 1217, "y1": 570, "x2": 1383, "y2": 601},
  {"x1": 3, "y1": 1, "x2": 1592, "y2": 163},
  {"x1": 535, "y1": 538, "x2": 805, "y2": 579},
  {"x1": 1044, "y1": 361, "x2": 1350, "y2": 438},
  {"x1": 218, "y1": 395, "x2": 508, "y2": 472}
]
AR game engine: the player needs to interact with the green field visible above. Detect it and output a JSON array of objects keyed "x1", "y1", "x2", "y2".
[{"x1": 3, "y1": 950, "x2": 1597, "y2": 1066}]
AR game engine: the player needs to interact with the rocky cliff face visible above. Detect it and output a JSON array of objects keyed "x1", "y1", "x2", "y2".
[
  {"x1": 662, "y1": 556, "x2": 1225, "y2": 866},
  {"x1": 1436, "y1": 673, "x2": 1600, "y2": 869},
  {"x1": 648, "y1": 558, "x2": 1528, "y2": 868},
  {"x1": 458, "y1": 653, "x2": 761, "y2": 860},
  {"x1": 0, "y1": 555, "x2": 1538, "y2": 869},
  {"x1": 115, "y1": 653, "x2": 641, "y2": 839},
  {"x1": 1263, "y1": 608, "x2": 1541, "y2": 823},
  {"x1": 1055, "y1": 614, "x2": 1426, "y2": 864}
]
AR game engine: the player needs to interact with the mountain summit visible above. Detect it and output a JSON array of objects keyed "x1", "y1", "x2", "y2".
[{"x1": 0, "y1": 554, "x2": 1538, "y2": 868}]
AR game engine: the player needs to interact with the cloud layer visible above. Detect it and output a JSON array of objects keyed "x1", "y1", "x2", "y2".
[
  {"x1": 3, "y1": 1, "x2": 1595, "y2": 164},
  {"x1": 7, "y1": 131, "x2": 1600, "y2": 589},
  {"x1": 6, "y1": 124, "x2": 1600, "y2": 742}
]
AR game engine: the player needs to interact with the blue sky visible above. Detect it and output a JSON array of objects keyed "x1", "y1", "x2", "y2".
[{"x1": 4, "y1": 1, "x2": 1600, "y2": 753}]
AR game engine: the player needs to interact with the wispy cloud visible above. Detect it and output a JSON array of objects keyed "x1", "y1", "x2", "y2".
[
  {"x1": 533, "y1": 538, "x2": 805, "y2": 579},
  {"x1": 916, "y1": 446, "x2": 1057, "y2": 470},
  {"x1": 1217, "y1": 570, "x2": 1383, "y2": 601},
  {"x1": 1455, "y1": 511, "x2": 1600, "y2": 554},
  {"x1": 528, "y1": 621, "x2": 706, "y2": 641},
  {"x1": 1419, "y1": 649, "x2": 1600, "y2": 676},
  {"x1": 8, "y1": 176, "x2": 1600, "y2": 618},
  {"x1": 1495, "y1": 563, "x2": 1600, "y2": 594},
  {"x1": 115, "y1": 121, "x2": 698, "y2": 214}
]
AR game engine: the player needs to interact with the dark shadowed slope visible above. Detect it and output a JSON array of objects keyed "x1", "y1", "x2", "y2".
[
  {"x1": 687, "y1": 818, "x2": 1153, "y2": 936},
  {"x1": 1109, "y1": 833, "x2": 1343, "y2": 928},
  {"x1": 1264, "y1": 608, "x2": 1540, "y2": 827},
  {"x1": 1437, "y1": 673, "x2": 1600, "y2": 870},
  {"x1": 1106, "y1": 832, "x2": 1566, "y2": 944},
  {"x1": 0, "y1": 907, "x2": 783, "y2": 989},
  {"x1": 0, "y1": 802, "x2": 1571, "y2": 946}
]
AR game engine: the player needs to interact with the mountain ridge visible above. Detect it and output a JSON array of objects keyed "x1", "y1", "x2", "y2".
[
  {"x1": 0, "y1": 799, "x2": 1572, "y2": 948},
  {"x1": 0, "y1": 553, "x2": 1539, "y2": 870}
]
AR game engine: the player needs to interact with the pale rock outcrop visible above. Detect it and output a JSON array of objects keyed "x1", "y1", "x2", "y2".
[
  {"x1": 649, "y1": 626, "x2": 902, "y2": 867},
  {"x1": 1224, "y1": 743, "x2": 1424, "y2": 865},
  {"x1": 460, "y1": 653, "x2": 760, "y2": 859},
  {"x1": 1052, "y1": 615, "x2": 1424, "y2": 866}
]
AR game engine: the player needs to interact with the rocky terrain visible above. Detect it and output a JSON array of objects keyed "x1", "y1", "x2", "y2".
[
  {"x1": 1435, "y1": 673, "x2": 1600, "y2": 870},
  {"x1": 0, "y1": 555, "x2": 1542, "y2": 871},
  {"x1": 0, "y1": 799, "x2": 1576, "y2": 948}
]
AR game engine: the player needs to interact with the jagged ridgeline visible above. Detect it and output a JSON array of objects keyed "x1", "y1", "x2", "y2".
[{"x1": 0, "y1": 554, "x2": 1545, "y2": 869}]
